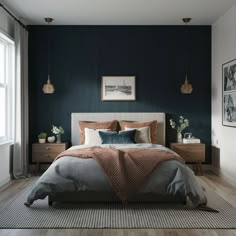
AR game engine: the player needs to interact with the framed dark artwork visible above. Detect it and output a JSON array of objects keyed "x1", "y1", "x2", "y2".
[
  {"x1": 101, "y1": 76, "x2": 136, "y2": 101},
  {"x1": 222, "y1": 59, "x2": 236, "y2": 127}
]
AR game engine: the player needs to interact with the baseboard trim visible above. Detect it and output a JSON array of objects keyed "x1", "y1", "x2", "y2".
[
  {"x1": 210, "y1": 166, "x2": 236, "y2": 188},
  {"x1": 0, "y1": 176, "x2": 11, "y2": 188}
]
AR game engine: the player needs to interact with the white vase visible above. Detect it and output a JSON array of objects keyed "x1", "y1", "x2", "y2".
[
  {"x1": 177, "y1": 131, "x2": 183, "y2": 143},
  {"x1": 56, "y1": 134, "x2": 61, "y2": 143},
  {"x1": 47, "y1": 136, "x2": 55, "y2": 143}
]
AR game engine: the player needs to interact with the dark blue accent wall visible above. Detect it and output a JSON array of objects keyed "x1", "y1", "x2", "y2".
[{"x1": 28, "y1": 26, "x2": 211, "y2": 162}]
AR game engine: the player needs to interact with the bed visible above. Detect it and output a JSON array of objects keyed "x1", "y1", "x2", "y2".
[{"x1": 25, "y1": 112, "x2": 207, "y2": 207}]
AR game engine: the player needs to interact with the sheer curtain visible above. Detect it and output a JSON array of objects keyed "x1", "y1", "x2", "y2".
[{"x1": 13, "y1": 21, "x2": 29, "y2": 178}]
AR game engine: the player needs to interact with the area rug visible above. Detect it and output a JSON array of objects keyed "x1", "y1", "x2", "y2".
[{"x1": 0, "y1": 182, "x2": 236, "y2": 229}]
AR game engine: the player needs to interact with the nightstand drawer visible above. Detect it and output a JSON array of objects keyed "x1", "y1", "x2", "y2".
[
  {"x1": 170, "y1": 143, "x2": 205, "y2": 176},
  {"x1": 32, "y1": 143, "x2": 68, "y2": 172},
  {"x1": 32, "y1": 152, "x2": 58, "y2": 162},
  {"x1": 174, "y1": 148, "x2": 204, "y2": 162},
  {"x1": 32, "y1": 144, "x2": 66, "y2": 153},
  {"x1": 171, "y1": 143, "x2": 205, "y2": 162}
]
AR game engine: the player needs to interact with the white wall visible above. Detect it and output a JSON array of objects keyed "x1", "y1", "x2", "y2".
[
  {"x1": 0, "y1": 145, "x2": 11, "y2": 186},
  {"x1": 0, "y1": 8, "x2": 14, "y2": 38},
  {"x1": 212, "y1": 3, "x2": 236, "y2": 184},
  {"x1": 0, "y1": 9, "x2": 14, "y2": 187}
]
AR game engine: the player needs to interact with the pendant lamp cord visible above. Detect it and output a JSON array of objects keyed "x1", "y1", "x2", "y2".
[
  {"x1": 44, "y1": 18, "x2": 53, "y2": 80},
  {"x1": 182, "y1": 18, "x2": 192, "y2": 78},
  {"x1": 185, "y1": 21, "x2": 188, "y2": 77},
  {"x1": 47, "y1": 22, "x2": 50, "y2": 80}
]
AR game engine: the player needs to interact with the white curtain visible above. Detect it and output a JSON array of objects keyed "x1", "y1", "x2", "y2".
[{"x1": 13, "y1": 21, "x2": 29, "y2": 178}]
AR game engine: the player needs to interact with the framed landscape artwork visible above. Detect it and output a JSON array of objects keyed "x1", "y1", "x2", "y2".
[
  {"x1": 101, "y1": 76, "x2": 136, "y2": 101},
  {"x1": 222, "y1": 59, "x2": 236, "y2": 127}
]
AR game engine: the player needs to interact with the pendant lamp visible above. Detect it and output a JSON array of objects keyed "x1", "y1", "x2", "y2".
[
  {"x1": 42, "y1": 17, "x2": 55, "y2": 94},
  {"x1": 180, "y1": 17, "x2": 193, "y2": 94}
]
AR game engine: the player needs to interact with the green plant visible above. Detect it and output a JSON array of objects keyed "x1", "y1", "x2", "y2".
[
  {"x1": 169, "y1": 116, "x2": 189, "y2": 133},
  {"x1": 38, "y1": 132, "x2": 47, "y2": 139}
]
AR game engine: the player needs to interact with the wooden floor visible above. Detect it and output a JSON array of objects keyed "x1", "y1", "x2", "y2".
[{"x1": 1, "y1": 172, "x2": 236, "y2": 236}]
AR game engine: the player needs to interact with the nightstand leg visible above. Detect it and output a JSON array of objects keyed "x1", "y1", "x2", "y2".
[
  {"x1": 36, "y1": 162, "x2": 40, "y2": 174},
  {"x1": 199, "y1": 163, "x2": 203, "y2": 176},
  {"x1": 192, "y1": 164, "x2": 197, "y2": 174}
]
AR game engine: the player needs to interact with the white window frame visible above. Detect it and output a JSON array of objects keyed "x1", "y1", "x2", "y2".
[{"x1": 0, "y1": 30, "x2": 15, "y2": 144}]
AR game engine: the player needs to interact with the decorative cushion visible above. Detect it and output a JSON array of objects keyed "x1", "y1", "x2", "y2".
[
  {"x1": 119, "y1": 120, "x2": 158, "y2": 144},
  {"x1": 84, "y1": 128, "x2": 110, "y2": 145},
  {"x1": 79, "y1": 120, "x2": 117, "y2": 144},
  {"x1": 125, "y1": 126, "x2": 151, "y2": 143},
  {"x1": 98, "y1": 130, "x2": 136, "y2": 144}
]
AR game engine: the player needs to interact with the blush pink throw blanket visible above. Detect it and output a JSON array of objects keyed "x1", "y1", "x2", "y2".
[{"x1": 56, "y1": 146, "x2": 184, "y2": 201}]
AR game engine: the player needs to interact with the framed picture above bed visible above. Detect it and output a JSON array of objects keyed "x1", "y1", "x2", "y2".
[
  {"x1": 101, "y1": 76, "x2": 136, "y2": 101},
  {"x1": 222, "y1": 59, "x2": 236, "y2": 127}
]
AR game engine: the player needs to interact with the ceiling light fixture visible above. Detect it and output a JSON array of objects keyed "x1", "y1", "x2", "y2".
[
  {"x1": 42, "y1": 17, "x2": 55, "y2": 94},
  {"x1": 180, "y1": 17, "x2": 193, "y2": 94}
]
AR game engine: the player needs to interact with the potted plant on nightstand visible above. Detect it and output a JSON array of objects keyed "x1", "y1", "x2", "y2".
[{"x1": 38, "y1": 132, "x2": 47, "y2": 144}]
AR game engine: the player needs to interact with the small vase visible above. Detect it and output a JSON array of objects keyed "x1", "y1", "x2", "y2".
[
  {"x1": 47, "y1": 136, "x2": 56, "y2": 143},
  {"x1": 56, "y1": 134, "x2": 61, "y2": 143},
  {"x1": 177, "y1": 131, "x2": 183, "y2": 143}
]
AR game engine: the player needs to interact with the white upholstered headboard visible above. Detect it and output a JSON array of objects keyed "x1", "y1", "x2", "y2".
[{"x1": 71, "y1": 113, "x2": 166, "y2": 146}]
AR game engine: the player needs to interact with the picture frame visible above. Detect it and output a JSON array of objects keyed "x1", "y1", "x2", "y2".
[
  {"x1": 101, "y1": 76, "x2": 136, "y2": 101},
  {"x1": 222, "y1": 59, "x2": 236, "y2": 127}
]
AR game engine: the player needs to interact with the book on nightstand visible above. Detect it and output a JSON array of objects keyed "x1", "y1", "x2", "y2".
[{"x1": 183, "y1": 138, "x2": 201, "y2": 144}]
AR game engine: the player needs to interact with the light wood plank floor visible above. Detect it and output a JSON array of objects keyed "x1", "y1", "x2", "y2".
[{"x1": 1, "y1": 172, "x2": 236, "y2": 236}]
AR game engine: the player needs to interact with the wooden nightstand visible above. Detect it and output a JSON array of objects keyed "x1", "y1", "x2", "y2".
[
  {"x1": 170, "y1": 143, "x2": 205, "y2": 175},
  {"x1": 32, "y1": 142, "x2": 68, "y2": 172}
]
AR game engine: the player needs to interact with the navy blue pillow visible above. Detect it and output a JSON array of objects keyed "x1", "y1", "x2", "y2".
[{"x1": 98, "y1": 130, "x2": 136, "y2": 144}]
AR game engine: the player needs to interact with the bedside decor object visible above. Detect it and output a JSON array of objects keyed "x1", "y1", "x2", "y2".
[
  {"x1": 183, "y1": 133, "x2": 200, "y2": 144},
  {"x1": 47, "y1": 136, "x2": 56, "y2": 143},
  {"x1": 169, "y1": 116, "x2": 189, "y2": 143},
  {"x1": 51, "y1": 125, "x2": 64, "y2": 143},
  {"x1": 42, "y1": 17, "x2": 55, "y2": 94},
  {"x1": 101, "y1": 76, "x2": 136, "y2": 101},
  {"x1": 38, "y1": 132, "x2": 47, "y2": 144},
  {"x1": 222, "y1": 59, "x2": 236, "y2": 127},
  {"x1": 180, "y1": 17, "x2": 193, "y2": 94}
]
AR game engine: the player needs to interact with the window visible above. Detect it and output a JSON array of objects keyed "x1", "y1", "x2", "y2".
[{"x1": 0, "y1": 31, "x2": 14, "y2": 143}]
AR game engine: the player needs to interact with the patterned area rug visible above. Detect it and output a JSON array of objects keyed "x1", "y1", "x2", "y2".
[{"x1": 0, "y1": 182, "x2": 236, "y2": 229}]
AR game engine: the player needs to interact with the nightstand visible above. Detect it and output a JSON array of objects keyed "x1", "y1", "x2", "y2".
[
  {"x1": 32, "y1": 142, "x2": 68, "y2": 172},
  {"x1": 170, "y1": 143, "x2": 205, "y2": 175}
]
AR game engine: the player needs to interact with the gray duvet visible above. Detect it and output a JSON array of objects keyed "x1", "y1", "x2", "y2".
[{"x1": 25, "y1": 144, "x2": 207, "y2": 207}]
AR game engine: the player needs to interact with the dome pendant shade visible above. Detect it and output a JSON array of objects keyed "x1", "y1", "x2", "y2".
[
  {"x1": 42, "y1": 75, "x2": 55, "y2": 94},
  {"x1": 180, "y1": 75, "x2": 193, "y2": 94}
]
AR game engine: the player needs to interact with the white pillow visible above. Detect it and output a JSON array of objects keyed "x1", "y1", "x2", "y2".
[
  {"x1": 84, "y1": 128, "x2": 109, "y2": 145},
  {"x1": 125, "y1": 126, "x2": 151, "y2": 143}
]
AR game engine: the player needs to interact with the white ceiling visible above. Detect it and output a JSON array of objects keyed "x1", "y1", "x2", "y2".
[{"x1": 2, "y1": 0, "x2": 236, "y2": 25}]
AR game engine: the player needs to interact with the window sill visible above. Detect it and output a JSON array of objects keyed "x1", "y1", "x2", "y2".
[{"x1": 0, "y1": 140, "x2": 14, "y2": 148}]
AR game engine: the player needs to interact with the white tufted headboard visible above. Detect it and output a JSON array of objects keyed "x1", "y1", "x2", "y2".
[{"x1": 71, "y1": 112, "x2": 166, "y2": 146}]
